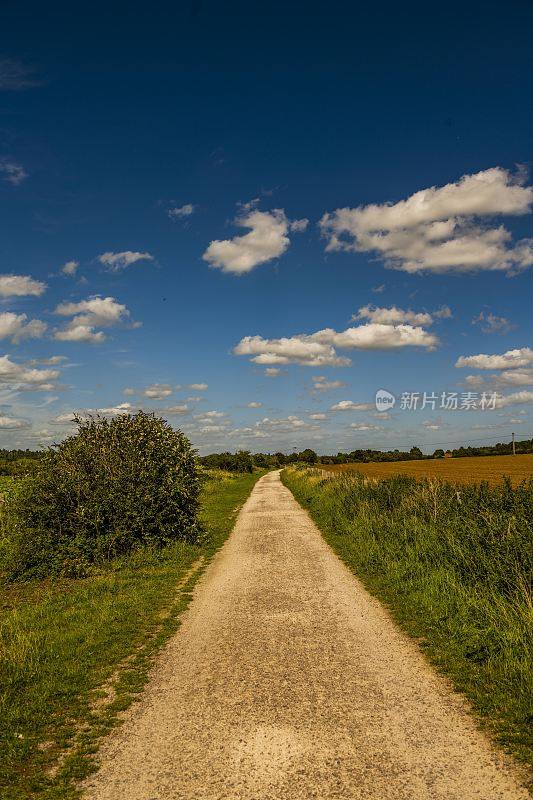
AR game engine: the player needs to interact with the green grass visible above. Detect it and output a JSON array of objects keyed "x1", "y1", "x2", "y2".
[
  {"x1": 282, "y1": 467, "x2": 533, "y2": 782},
  {"x1": 0, "y1": 469, "x2": 262, "y2": 800}
]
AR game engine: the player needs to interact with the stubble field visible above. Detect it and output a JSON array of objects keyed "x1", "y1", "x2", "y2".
[{"x1": 320, "y1": 453, "x2": 533, "y2": 486}]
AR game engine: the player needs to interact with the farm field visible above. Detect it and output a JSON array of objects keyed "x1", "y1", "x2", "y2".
[{"x1": 320, "y1": 453, "x2": 533, "y2": 486}]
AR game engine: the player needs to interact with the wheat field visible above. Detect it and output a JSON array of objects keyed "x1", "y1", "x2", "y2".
[{"x1": 320, "y1": 453, "x2": 533, "y2": 486}]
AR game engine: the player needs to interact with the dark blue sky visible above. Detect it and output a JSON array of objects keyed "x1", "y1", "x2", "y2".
[{"x1": 1, "y1": 0, "x2": 532, "y2": 452}]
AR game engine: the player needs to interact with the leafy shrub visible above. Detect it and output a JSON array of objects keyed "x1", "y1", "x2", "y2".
[
  {"x1": 3, "y1": 412, "x2": 201, "y2": 579},
  {"x1": 199, "y1": 450, "x2": 254, "y2": 472}
]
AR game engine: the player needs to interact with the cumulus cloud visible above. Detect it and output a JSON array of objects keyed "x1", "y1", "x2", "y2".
[
  {"x1": 188, "y1": 383, "x2": 208, "y2": 391},
  {"x1": 143, "y1": 383, "x2": 173, "y2": 400},
  {"x1": 265, "y1": 367, "x2": 281, "y2": 377},
  {"x1": 53, "y1": 295, "x2": 131, "y2": 344},
  {"x1": 472, "y1": 311, "x2": 514, "y2": 335},
  {"x1": 235, "y1": 334, "x2": 349, "y2": 367},
  {"x1": 0, "y1": 159, "x2": 28, "y2": 186},
  {"x1": 349, "y1": 423, "x2": 383, "y2": 431},
  {"x1": 0, "y1": 355, "x2": 60, "y2": 391},
  {"x1": 52, "y1": 402, "x2": 134, "y2": 424},
  {"x1": 235, "y1": 320, "x2": 437, "y2": 368},
  {"x1": 0, "y1": 312, "x2": 46, "y2": 343},
  {"x1": 331, "y1": 400, "x2": 374, "y2": 411},
  {"x1": 311, "y1": 375, "x2": 347, "y2": 392},
  {"x1": 309, "y1": 412, "x2": 327, "y2": 420},
  {"x1": 161, "y1": 405, "x2": 189, "y2": 415},
  {"x1": 247, "y1": 401, "x2": 263, "y2": 408},
  {"x1": 352, "y1": 304, "x2": 434, "y2": 326},
  {"x1": 61, "y1": 260, "x2": 79, "y2": 277},
  {"x1": 495, "y1": 391, "x2": 533, "y2": 408},
  {"x1": 98, "y1": 251, "x2": 154, "y2": 272},
  {"x1": 456, "y1": 348, "x2": 533, "y2": 370},
  {"x1": 203, "y1": 208, "x2": 306, "y2": 275},
  {"x1": 27, "y1": 355, "x2": 67, "y2": 366},
  {"x1": 194, "y1": 411, "x2": 224, "y2": 422},
  {"x1": 320, "y1": 167, "x2": 533, "y2": 274},
  {"x1": 168, "y1": 204, "x2": 195, "y2": 220},
  {"x1": 0, "y1": 274, "x2": 46, "y2": 297},
  {"x1": 0, "y1": 413, "x2": 30, "y2": 429}
]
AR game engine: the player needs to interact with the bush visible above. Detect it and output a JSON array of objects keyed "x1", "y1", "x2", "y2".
[
  {"x1": 199, "y1": 450, "x2": 254, "y2": 472},
  {"x1": 2, "y1": 412, "x2": 201, "y2": 579}
]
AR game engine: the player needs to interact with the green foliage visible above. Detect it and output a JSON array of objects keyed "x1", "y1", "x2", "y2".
[
  {"x1": 283, "y1": 468, "x2": 533, "y2": 768},
  {"x1": 0, "y1": 470, "x2": 262, "y2": 799},
  {"x1": 199, "y1": 450, "x2": 254, "y2": 472},
  {"x1": 2, "y1": 412, "x2": 200, "y2": 579}
]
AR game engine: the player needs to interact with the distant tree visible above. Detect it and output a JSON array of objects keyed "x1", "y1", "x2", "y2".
[
  {"x1": 433, "y1": 449, "x2": 445, "y2": 459},
  {"x1": 297, "y1": 448, "x2": 318, "y2": 464},
  {"x1": 410, "y1": 446, "x2": 424, "y2": 459}
]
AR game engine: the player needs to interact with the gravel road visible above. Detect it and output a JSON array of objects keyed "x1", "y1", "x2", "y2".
[{"x1": 83, "y1": 470, "x2": 528, "y2": 799}]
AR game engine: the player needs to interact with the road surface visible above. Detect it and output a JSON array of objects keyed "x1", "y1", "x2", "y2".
[{"x1": 83, "y1": 470, "x2": 528, "y2": 799}]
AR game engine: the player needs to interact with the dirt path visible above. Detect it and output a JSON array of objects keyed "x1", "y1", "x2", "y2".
[{"x1": 83, "y1": 471, "x2": 528, "y2": 799}]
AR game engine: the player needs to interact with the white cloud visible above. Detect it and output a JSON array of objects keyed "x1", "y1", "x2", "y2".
[
  {"x1": 290, "y1": 218, "x2": 309, "y2": 232},
  {"x1": 320, "y1": 167, "x2": 533, "y2": 274},
  {"x1": 235, "y1": 334, "x2": 350, "y2": 367},
  {"x1": 472, "y1": 311, "x2": 514, "y2": 334},
  {"x1": 494, "y1": 370, "x2": 533, "y2": 386},
  {"x1": 331, "y1": 400, "x2": 374, "y2": 411},
  {"x1": 495, "y1": 391, "x2": 533, "y2": 409},
  {"x1": 203, "y1": 208, "x2": 305, "y2": 275},
  {"x1": 247, "y1": 401, "x2": 263, "y2": 408},
  {"x1": 349, "y1": 423, "x2": 383, "y2": 431},
  {"x1": 0, "y1": 274, "x2": 46, "y2": 297},
  {"x1": 311, "y1": 375, "x2": 347, "y2": 392},
  {"x1": 143, "y1": 383, "x2": 173, "y2": 400},
  {"x1": 309, "y1": 413, "x2": 327, "y2": 420},
  {"x1": 61, "y1": 260, "x2": 79, "y2": 277},
  {"x1": 0, "y1": 414, "x2": 30, "y2": 429},
  {"x1": 52, "y1": 402, "x2": 134, "y2": 424},
  {"x1": 168, "y1": 204, "x2": 195, "y2": 220},
  {"x1": 0, "y1": 312, "x2": 46, "y2": 343},
  {"x1": 54, "y1": 325, "x2": 105, "y2": 344},
  {"x1": 0, "y1": 355, "x2": 60, "y2": 391},
  {"x1": 0, "y1": 159, "x2": 27, "y2": 185},
  {"x1": 194, "y1": 411, "x2": 224, "y2": 421},
  {"x1": 123, "y1": 387, "x2": 136, "y2": 396},
  {"x1": 98, "y1": 251, "x2": 154, "y2": 272},
  {"x1": 53, "y1": 295, "x2": 131, "y2": 344},
  {"x1": 188, "y1": 383, "x2": 208, "y2": 391},
  {"x1": 265, "y1": 368, "x2": 281, "y2": 377},
  {"x1": 456, "y1": 348, "x2": 533, "y2": 370},
  {"x1": 235, "y1": 319, "x2": 437, "y2": 368},
  {"x1": 27, "y1": 355, "x2": 67, "y2": 366},
  {"x1": 161, "y1": 405, "x2": 189, "y2": 415},
  {"x1": 353, "y1": 304, "x2": 434, "y2": 326}
]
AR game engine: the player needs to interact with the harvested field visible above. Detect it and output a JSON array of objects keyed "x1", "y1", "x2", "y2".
[{"x1": 320, "y1": 453, "x2": 533, "y2": 486}]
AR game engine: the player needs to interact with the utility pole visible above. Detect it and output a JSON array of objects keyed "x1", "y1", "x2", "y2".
[{"x1": 512, "y1": 431, "x2": 516, "y2": 456}]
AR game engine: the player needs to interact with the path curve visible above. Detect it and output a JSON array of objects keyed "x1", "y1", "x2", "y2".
[{"x1": 83, "y1": 470, "x2": 528, "y2": 799}]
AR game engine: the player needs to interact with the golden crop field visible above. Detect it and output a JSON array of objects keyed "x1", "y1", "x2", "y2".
[{"x1": 319, "y1": 453, "x2": 533, "y2": 486}]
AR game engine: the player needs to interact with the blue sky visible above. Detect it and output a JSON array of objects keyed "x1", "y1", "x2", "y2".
[{"x1": 1, "y1": 0, "x2": 532, "y2": 454}]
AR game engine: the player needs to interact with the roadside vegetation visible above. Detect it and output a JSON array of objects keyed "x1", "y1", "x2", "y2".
[
  {"x1": 282, "y1": 467, "x2": 533, "y2": 774},
  {"x1": 0, "y1": 414, "x2": 262, "y2": 799}
]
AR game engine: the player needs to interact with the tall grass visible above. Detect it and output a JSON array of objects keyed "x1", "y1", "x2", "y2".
[
  {"x1": 282, "y1": 468, "x2": 533, "y2": 769},
  {"x1": 0, "y1": 470, "x2": 262, "y2": 799}
]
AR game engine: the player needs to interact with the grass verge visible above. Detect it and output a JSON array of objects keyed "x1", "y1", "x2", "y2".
[
  {"x1": 0, "y1": 469, "x2": 263, "y2": 800},
  {"x1": 282, "y1": 466, "x2": 533, "y2": 783}
]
